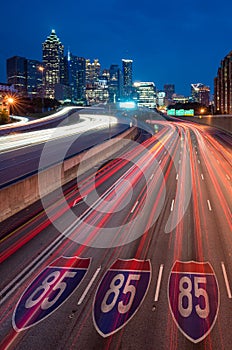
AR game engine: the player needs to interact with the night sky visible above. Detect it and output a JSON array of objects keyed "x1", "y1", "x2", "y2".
[{"x1": 1, "y1": 0, "x2": 232, "y2": 95}]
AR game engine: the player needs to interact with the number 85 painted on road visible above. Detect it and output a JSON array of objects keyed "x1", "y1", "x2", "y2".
[
  {"x1": 93, "y1": 258, "x2": 151, "y2": 338},
  {"x1": 101, "y1": 273, "x2": 141, "y2": 314},
  {"x1": 13, "y1": 257, "x2": 91, "y2": 331},
  {"x1": 168, "y1": 260, "x2": 219, "y2": 344},
  {"x1": 178, "y1": 276, "x2": 209, "y2": 319}
]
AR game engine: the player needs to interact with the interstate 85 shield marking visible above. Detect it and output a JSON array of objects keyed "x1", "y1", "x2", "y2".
[
  {"x1": 93, "y1": 258, "x2": 151, "y2": 337},
  {"x1": 13, "y1": 256, "x2": 91, "y2": 332},
  {"x1": 168, "y1": 260, "x2": 219, "y2": 343}
]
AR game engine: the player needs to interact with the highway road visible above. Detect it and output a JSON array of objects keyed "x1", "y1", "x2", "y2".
[
  {"x1": 0, "y1": 113, "x2": 130, "y2": 189},
  {"x1": 0, "y1": 121, "x2": 231, "y2": 350}
]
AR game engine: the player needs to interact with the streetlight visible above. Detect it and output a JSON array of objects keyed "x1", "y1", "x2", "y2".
[
  {"x1": 5, "y1": 96, "x2": 14, "y2": 116},
  {"x1": 38, "y1": 66, "x2": 45, "y2": 113}
]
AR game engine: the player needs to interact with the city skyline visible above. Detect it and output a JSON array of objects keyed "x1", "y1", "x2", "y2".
[{"x1": 1, "y1": 0, "x2": 232, "y2": 95}]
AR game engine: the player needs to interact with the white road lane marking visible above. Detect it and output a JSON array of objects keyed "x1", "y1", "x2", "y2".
[
  {"x1": 201, "y1": 174, "x2": 204, "y2": 180},
  {"x1": 176, "y1": 174, "x2": 179, "y2": 180},
  {"x1": 171, "y1": 199, "x2": 175, "y2": 212},
  {"x1": 150, "y1": 174, "x2": 154, "y2": 180},
  {"x1": 0, "y1": 161, "x2": 141, "y2": 304},
  {"x1": 131, "y1": 200, "x2": 139, "y2": 213},
  {"x1": 78, "y1": 267, "x2": 101, "y2": 305},
  {"x1": 159, "y1": 160, "x2": 161, "y2": 164},
  {"x1": 154, "y1": 264, "x2": 164, "y2": 302},
  {"x1": 221, "y1": 262, "x2": 232, "y2": 299},
  {"x1": 73, "y1": 196, "x2": 87, "y2": 207},
  {"x1": 207, "y1": 199, "x2": 212, "y2": 211},
  {"x1": 226, "y1": 174, "x2": 230, "y2": 180}
]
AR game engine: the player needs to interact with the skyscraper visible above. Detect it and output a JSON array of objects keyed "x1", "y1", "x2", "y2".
[
  {"x1": 76, "y1": 57, "x2": 86, "y2": 103},
  {"x1": 26, "y1": 59, "x2": 43, "y2": 98},
  {"x1": 86, "y1": 59, "x2": 101, "y2": 86},
  {"x1": 122, "y1": 59, "x2": 133, "y2": 98},
  {"x1": 191, "y1": 83, "x2": 210, "y2": 107},
  {"x1": 133, "y1": 82, "x2": 156, "y2": 109},
  {"x1": 108, "y1": 64, "x2": 122, "y2": 102},
  {"x1": 164, "y1": 84, "x2": 175, "y2": 100},
  {"x1": 6, "y1": 56, "x2": 27, "y2": 96},
  {"x1": 214, "y1": 50, "x2": 232, "y2": 114},
  {"x1": 64, "y1": 51, "x2": 86, "y2": 103},
  {"x1": 42, "y1": 29, "x2": 64, "y2": 99},
  {"x1": 7, "y1": 56, "x2": 43, "y2": 98}
]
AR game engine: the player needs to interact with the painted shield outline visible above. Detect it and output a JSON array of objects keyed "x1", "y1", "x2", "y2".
[
  {"x1": 93, "y1": 258, "x2": 152, "y2": 338},
  {"x1": 168, "y1": 260, "x2": 220, "y2": 344},
  {"x1": 12, "y1": 256, "x2": 91, "y2": 332}
]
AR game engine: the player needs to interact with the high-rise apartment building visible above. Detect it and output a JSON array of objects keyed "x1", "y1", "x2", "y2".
[
  {"x1": 214, "y1": 50, "x2": 232, "y2": 114},
  {"x1": 7, "y1": 56, "x2": 27, "y2": 96},
  {"x1": 133, "y1": 82, "x2": 156, "y2": 109},
  {"x1": 122, "y1": 59, "x2": 133, "y2": 98},
  {"x1": 191, "y1": 83, "x2": 210, "y2": 107},
  {"x1": 42, "y1": 29, "x2": 64, "y2": 99}
]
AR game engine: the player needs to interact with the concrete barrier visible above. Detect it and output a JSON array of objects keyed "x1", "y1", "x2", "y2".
[
  {"x1": 177, "y1": 115, "x2": 232, "y2": 134},
  {"x1": 0, "y1": 127, "x2": 139, "y2": 222}
]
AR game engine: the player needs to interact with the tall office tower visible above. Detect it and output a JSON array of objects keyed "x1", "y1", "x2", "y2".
[
  {"x1": 64, "y1": 51, "x2": 86, "y2": 103},
  {"x1": 191, "y1": 83, "x2": 210, "y2": 107},
  {"x1": 26, "y1": 59, "x2": 44, "y2": 98},
  {"x1": 102, "y1": 69, "x2": 110, "y2": 81},
  {"x1": 108, "y1": 64, "x2": 122, "y2": 102},
  {"x1": 86, "y1": 59, "x2": 101, "y2": 86},
  {"x1": 6, "y1": 56, "x2": 27, "y2": 96},
  {"x1": 7, "y1": 56, "x2": 43, "y2": 98},
  {"x1": 157, "y1": 91, "x2": 166, "y2": 107},
  {"x1": 76, "y1": 57, "x2": 86, "y2": 103},
  {"x1": 122, "y1": 59, "x2": 133, "y2": 98},
  {"x1": 42, "y1": 29, "x2": 64, "y2": 99},
  {"x1": 214, "y1": 50, "x2": 232, "y2": 114},
  {"x1": 164, "y1": 84, "x2": 175, "y2": 100},
  {"x1": 133, "y1": 82, "x2": 156, "y2": 109}
]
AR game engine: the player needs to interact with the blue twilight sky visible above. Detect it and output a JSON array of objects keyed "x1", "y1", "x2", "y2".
[{"x1": 0, "y1": 0, "x2": 232, "y2": 95}]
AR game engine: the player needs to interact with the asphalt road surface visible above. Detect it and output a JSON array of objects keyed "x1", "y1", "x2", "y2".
[
  {"x1": 0, "y1": 121, "x2": 231, "y2": 350},
  {"x1": 0, "y1": 114, "x2": 130, "y2": 189}
]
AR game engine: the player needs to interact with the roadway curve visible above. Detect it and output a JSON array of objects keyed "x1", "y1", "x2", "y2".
[
  {"x1": 0, "y1": 121, "x2": 231, "y2": 350},
  {"x1": 0, "y1": 113, "x2": 130, "y2": 189}
]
